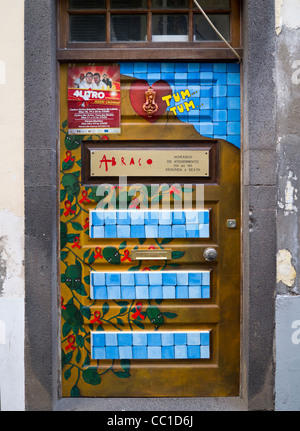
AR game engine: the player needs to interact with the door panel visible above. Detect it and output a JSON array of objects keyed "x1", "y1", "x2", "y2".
[{"x1": 60, "y1": 62, "x2": 240, "y2": 397}]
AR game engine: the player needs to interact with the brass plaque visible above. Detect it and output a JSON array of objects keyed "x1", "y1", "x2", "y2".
[
  {"x1": 90, "y1": 149, "x2": 209, "y2": 177},
  {"x1": 131, "y1": 249, "x2": 172, "y2": 260}
]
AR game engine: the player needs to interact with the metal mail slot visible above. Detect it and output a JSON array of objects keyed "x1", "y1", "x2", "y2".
[{"x1": 131, "y1": 249, "x2": 172, "y2": 260}]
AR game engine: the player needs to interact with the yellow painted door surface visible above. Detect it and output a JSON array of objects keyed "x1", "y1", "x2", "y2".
[{"x1": 60, "y1": 62, "x2": 240, "y2": 397}]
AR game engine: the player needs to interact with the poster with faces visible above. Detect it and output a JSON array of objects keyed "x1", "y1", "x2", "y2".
[{"x1": 68, "y1": 65, "x2": 121, "y2": 135}]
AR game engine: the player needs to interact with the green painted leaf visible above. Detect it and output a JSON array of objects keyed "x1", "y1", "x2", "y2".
[
  {"x1": 83, "y1": 249, "x2": 90, "y2": 259},
  {"x1": 84, "y1": 275, "x2": 90, "y2": 284},
  {"x1": 82, "y1": 352, "x2": 90, "y2": 367},
  {"x1": 64, "y1": 368, "x2": 72, "y2": 381},
  {"x1": 76, "y1": 159, "x2": 82, "y2": 167},
  {"x1": 76, "y1": 348, "x2": 81, "y2": 363},
  {"x1": 62, "y1": 322, "x2": 71, "y2": 337},
  {"x1": 171, "y1": 251, "x2": 185, "y2": 259},
  {"x1": 168, "y1": 263, "x2": 180, "y2": 267},
  {"x1": 76, "y1": 334, "x2": 84, "y2": 348},
  {"x1": 160, "y1": 238, "x2": 173, "y2": 244},
  {"x1": 82, "y1": 368, "x2": 101, "y2": 385},
  {"x1": 64, "y1": 351, "x2": 73, "y2": 365},
  {"x1": 113, "y1": 370, "x2": 130, "y2": 379},
  {"x1": 88, "y1": 251, "x2": 95, "y2": 264},
  {"x1": 133, "y1": 320, "x2": 144, "y2": 329},
  {"x1": 116, "y1": 317, "x2": 124, "y2": 326},
  {"x1": 151, "y1": 194, "x2": 162, "y2": 203},
  {"x1": 115, "y1": 301, "x2": 129, "y2": 306},
  {"x1": 61, "y1": 304, "x2": 83, "y2": 327},
  {"x1": 67, "y1": 233, "x2": 78, "y2": 243},
  {"x1": 121, "y1": 359, "x2": 130, "y2": 371},
  {"x1": 60, "y1": 189, "x2": 67, "y2": 202},
  {"x1": 81, "y1": 305, "x2": 91, "y2": 320},
  {"x1": 76, "y1": 283, "x2": 87, "y2": 296},
  {"x1": 162, "y1": 312, "x2": 178, "y2": 319},
  {"x1": 173, "y1": 192, "x2": 182, "y2": 200},
  {"x1": 70, "y1": 385, "x2": 80, "y2": 397},
  {"x1": 119, "y1": 241, "x2": 127, "y2": 250},
  {"x1": 183, "y1": 187, "x2": 194, "y2": 192},
  {"x1": 149, "y1": 265, "x2": 160, "y2": 270},
  {"x1": 102, "y1": 302, "x2": 109, "y2": 317},
  {"x1": 71, "y1": 222, "x2": 83, "y2": 231},
  {"x1": 62, "y1": 159, "x2": 74, "y2": 171}
]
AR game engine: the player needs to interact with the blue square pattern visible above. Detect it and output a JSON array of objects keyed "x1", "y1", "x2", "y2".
[
  {"x1": 93, "y1": 285, "x2": 107, "y2": 300},
  {"x1": 92, "y1": 272, "x2": 105, "y2": 286},
  {"x1": 90, "y1": 210, "x2": 210, "y2": 239},
  {"x1": 149, "y1": 284, "x2": 163, "y2": 299},
  {"x1": 117, "y1": 225, "x2": 130, "y2": 238},
  {"x1": 93, "y1": 226, "x2": 104, "y2": 238},
  {"x1": 121, "y1": 285, "x2": 135, "y2": 299},
  {"x1": 106, "y1": 273, "x2": 120, "y2": 285},
  {"x1": 121, "y1": 272, "x2": 135, "y2": 286},
  {"x1": 176, "y1": 285, "x2": 189, "y2": 298},
  {"x1": 119, "y1": 61, "x2": 240, "y2": 148},
  {"x1": 135, "y1": 285, "x2": 149, "y2": 299},
  {"x1": 162, "y1": 285, "x2": 176, "y2": 298},
  {"x1": 133, "y1": 345, "x2": 147, "y2": 359},
  {"x1": 131, "y1": 225, "x2": 145, "y2": 238},
  {"x1": 104, "y1": 225, "x2": 117, "y2": 238},
  {"x1": 92, "y1": 331, "x2": 210, "y2": 360},
  {"x1": 107, "y1": 285, "x2": 121, "y2": 299},
  {"x1": 91, "y1": 271, "x2": 211, "y2": 300}
]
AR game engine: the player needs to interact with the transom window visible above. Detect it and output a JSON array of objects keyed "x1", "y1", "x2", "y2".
[
  {"x1": 58, "y1": 0, "x2": 241, "y2": 60},
  {"x1": 60, "y1": 0, "x2": 239, "y2": 43}
]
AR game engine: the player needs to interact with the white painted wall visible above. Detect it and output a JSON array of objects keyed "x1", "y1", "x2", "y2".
[{"x1": 0, "y1": 0, "x2": 25, "y2": 411}]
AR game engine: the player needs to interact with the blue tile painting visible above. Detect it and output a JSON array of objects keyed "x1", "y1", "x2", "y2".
[
  {"x1": 120, "y1": 62, "x2": 241, "y2": 148},
  {"x1": 92, "y1": 330, "x2": 210, "y2": 360},
  {"x1": 90, "y1": 210, "x2": 210, "y2": 239},
  {"x1": 91, "y1": 271, "x2": 210, "y2": 300}
]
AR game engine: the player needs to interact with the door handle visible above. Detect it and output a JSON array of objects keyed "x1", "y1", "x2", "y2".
[{"x1": 203, "y1": 248, "x2": 218, "y2": 262}]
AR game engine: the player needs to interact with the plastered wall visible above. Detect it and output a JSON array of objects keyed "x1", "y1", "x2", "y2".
[
  {"x1": 0, "y1": 0, "x2": 25, "y2": 411},
  {"x1": 275, "y1": 0, "x2": 300, "y2": 411}
]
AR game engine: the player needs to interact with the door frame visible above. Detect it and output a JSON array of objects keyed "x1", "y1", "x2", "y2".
[{"x1": 24, "y1": 0, "x2": 276, "y2": 411}]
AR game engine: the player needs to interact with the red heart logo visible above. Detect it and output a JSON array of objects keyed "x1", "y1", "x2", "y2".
[{"x1": 129, "y1": 79, "x2": 172, "y2": 123}]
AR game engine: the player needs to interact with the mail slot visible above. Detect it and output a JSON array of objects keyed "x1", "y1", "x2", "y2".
[{"x1": 130, "y1": 249, "x2": 172, "y2": 260}]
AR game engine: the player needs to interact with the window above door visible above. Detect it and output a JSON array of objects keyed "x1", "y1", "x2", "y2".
[{"x1": 58, "y1": 0, "x2": 242, "y2": 61}]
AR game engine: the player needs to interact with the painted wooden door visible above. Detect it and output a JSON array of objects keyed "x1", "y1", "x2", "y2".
[{"x1": 60, "y1": 62, "x2": 241, "y2": 397}]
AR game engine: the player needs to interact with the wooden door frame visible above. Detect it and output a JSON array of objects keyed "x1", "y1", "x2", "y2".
[{"x1": 24, "y1": 0, "x2": 276, "y2": 411}]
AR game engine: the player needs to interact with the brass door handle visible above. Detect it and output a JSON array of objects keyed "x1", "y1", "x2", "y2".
[{"x1": 203, "y1": 248, "x2": 218, "y2": 262}]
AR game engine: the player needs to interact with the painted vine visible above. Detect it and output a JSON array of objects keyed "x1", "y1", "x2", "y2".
[{"x1": 60, "y1": 120, "x2": 188, "y2": 396}]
